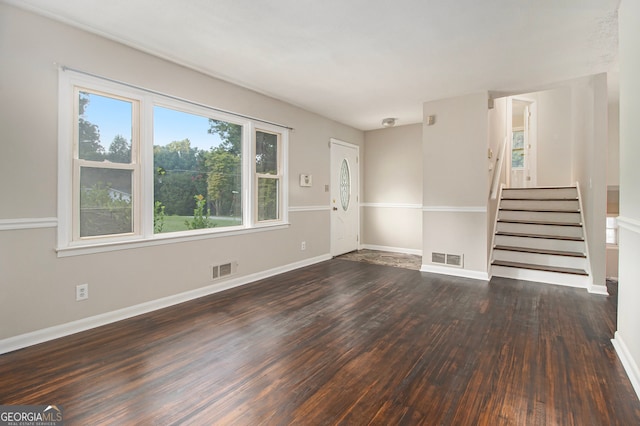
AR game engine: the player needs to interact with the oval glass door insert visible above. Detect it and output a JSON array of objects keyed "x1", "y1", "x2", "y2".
[{"x1": 340, "y1": 159, "x2": 350, "y2": 211}]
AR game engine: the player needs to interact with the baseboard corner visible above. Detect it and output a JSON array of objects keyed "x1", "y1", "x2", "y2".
[
  {"x1": 588, "y1": 284, "x2": 609, "y2": 295},
  {"x1": 420, "y1": 264, "x2": 489, "y2": 281},
  {"x1": 612, "y1": 332, "x2": 640, "y2": 401}
]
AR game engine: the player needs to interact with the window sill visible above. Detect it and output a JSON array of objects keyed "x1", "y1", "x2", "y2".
[{"x1": 56, "y1": 222, "x2": 290, "y2": 258}]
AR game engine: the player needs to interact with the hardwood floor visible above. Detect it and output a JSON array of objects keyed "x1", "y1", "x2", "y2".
[{"x1": 1, "y1": 260, "x2": 638, "y2": 425}]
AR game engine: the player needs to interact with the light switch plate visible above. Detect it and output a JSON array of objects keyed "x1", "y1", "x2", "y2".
[{"x1": 300, "y1": 174, "x2": 312, "y2": 187}]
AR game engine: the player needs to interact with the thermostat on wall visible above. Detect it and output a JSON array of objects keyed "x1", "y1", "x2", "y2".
[{"x1": 299, "y1": 174, "x2": 312, "y2": 187}]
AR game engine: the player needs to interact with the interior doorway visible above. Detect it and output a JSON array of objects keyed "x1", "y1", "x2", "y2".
[{"x1": 507, "y1": 97, "x2": 537, "y2": 188}]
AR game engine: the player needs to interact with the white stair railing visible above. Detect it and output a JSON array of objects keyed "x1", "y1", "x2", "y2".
[{"x1": 490, "y1": 136, "x2": 508, "y2": 200}]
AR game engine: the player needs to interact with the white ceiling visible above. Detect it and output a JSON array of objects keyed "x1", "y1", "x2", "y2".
[{"x1": 8, "y1": 0, "x2": 620, "y2": 130}]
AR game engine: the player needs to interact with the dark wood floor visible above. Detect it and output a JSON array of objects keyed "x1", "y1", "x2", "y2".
[{"x1": 1, "y1": 260, "x2": 639, "y2": 425}]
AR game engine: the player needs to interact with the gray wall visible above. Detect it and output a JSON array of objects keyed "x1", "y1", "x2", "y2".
[
  {"x1": 362, "y1": 124, "x2": 422, "y2": 253},
  {"x1": 535, "y1": 87, "x2": 574, "y2": 187},
  {"x1": 0, "y1": 4, "x2": 363, "y2": 342},
  {"x1": 422, "y1": 92, "x2": 489, "y2": 278}
]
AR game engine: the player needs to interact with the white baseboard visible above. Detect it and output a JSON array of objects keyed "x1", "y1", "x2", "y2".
[
  {"x1": 0, "y1": 254, "x2": 332, "y2": 355},
  {"x1": 420, "y1": 264, "x2": 489, "y2": 281},
  {"x1": 612, "y1": 332, "x2": 640, "y2": 401},
  {"x1": 360, "y1": 244, "x2": 422, "y2": 256},
  {"x1": 588, "y1": 284, "x2": 609, "y2": 295}
]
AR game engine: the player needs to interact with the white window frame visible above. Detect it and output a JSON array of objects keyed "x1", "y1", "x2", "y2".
[
  {"x1": 72, "y1": 87, "x2": 141, "y2": 241},
  {"x1": 148, "y1": 99, "x2": 251, "y2": 237},
  {"x1": 606, "y1": 215, "x2": 618, "y2": 246},
  {"x1": 57, "y1": 70, "x2": 288, "y2": 257},
  {"x1": 511, "y1": 128, "x2": 525, "y2": 170},
  {"x1": 254, "y1": 126, "x2": 286, "y2": 225}
]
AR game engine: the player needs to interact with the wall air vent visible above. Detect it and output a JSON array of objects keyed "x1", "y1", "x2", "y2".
[
  {"x1": 432, "y1": 252, "x2": 446, "y2": 264},
  {"x1": 211, "y1": 261, "x2": 238, "y2": 281},
  {"x1": 432, "y1": 252, "x2": 463, "y2": 267},
  {"x1": 446, "y1": 254, "x2": 463, "y2": 267},
  {"x1": 219, "y1": 262, "x2": 232, "y2": 277}
]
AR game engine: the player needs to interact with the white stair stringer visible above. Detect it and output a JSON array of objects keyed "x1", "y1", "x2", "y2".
[{"x1": 490, "y1": 186, "x2": 590, "y2": 289}]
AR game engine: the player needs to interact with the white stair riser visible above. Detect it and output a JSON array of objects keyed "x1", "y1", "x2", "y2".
[
  {"x1": 492, "y1": 250, "x2": 587, "y2": 269},
  {"x1": 491, "y1": 265, "x2": 590, "y2": 288},
  {"x1": 494, "y1": 235, "x2": 586, "y2": 252},
  {"x1": 502, "y1": 187, "x2": 578, "y2": 199},
  {"x1": 496, "y1": 222, "x2": 584, "y2": 238},
  {"x1": 498, "y1": 210, "x2": 581, "y2": 224},
  {"x1": 500, "y1": 199, "x2": 580, "y2": 211}
]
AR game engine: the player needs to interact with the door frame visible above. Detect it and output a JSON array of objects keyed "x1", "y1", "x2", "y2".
[{"x1": 330, "y1": 138, "x2": 360, "y2": 257}]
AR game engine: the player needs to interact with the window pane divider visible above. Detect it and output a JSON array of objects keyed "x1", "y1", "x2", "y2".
[{"x1": 76, "y1": 159, "x2": 137, "y2": 170}]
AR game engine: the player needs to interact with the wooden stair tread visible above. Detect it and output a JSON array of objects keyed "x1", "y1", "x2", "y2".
[
  {"x1": 500, "y1": 208, "x2": 580, "y2": 213},
  {"x1": 502, "y1": 186, "x2": 576, "y2": 190},
  {"x1": 501, "y1": 197, "x2": 578, "y2": 201},
  {"x1": 497, "y1": 219, "x2": 582, "y2": 227},
  {"x1": 492, "y1": 260, "x2": 588, "y2": 276},
  {"x1": 493, "y1": 245, "x2": 586, "y2": 258},
  {"x1": 495, "y1": 231, "x2": 584, "y2": 241}
]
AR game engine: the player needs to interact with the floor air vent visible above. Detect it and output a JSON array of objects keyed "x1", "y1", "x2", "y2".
[{"x1": 432, "y1": 252, "x2": 446, "y2": 264}]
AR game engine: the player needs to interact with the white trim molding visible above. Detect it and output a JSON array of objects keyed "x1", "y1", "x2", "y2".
[
  {"x1": 617, "y1": 216, "x2": 640, "y2": 234},
  {"x1": 361, "y1": 203, "x2": 422, "y2": 209},
  {"x1": 612, "y1": 332, "x2": 640, "y2": 400},
  {"x1": 0, "y1": 217, "x2": 58, "y2": 231},
  {"x1": 422, "y1": 206, "x2": 487, "y2": 213},
  {"x1": 420, "y1": 263, "x2": 489, "y2": 281},
  {"x1": 57, "y1": 223, "x2": 290, "y2": 258},
  {"x1": 0, "y1": 254, "x2": 332, "y2": 355},
  {"x1": 588, "y1": 284, "x2": 609, "y2": 295},
  {"x1": 288, "y1": 205, "x2": 331, "y2": 212},
  {"x1": 361, "y1": 244, "x2": 422, "y2": 256}
]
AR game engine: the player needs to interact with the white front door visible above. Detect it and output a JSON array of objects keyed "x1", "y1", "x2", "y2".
[{"x1": 330, "y1": 139, "x2": 359, "y2": 256}]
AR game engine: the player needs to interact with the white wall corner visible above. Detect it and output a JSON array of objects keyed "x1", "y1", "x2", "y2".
[{"x1": 612, "y1": 332, "x2": 640, "y2": 401}]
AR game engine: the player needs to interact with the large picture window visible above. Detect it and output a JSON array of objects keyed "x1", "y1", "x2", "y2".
[
  {"x1": 58, "y1": 70, "x2": 288, "y2": 253},
  {"x1": 152, "y1": 106, "x2": 243, "y2": 233}
]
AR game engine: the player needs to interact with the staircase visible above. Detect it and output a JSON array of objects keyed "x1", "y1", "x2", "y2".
[{"x1": 490, "y1": 186, "x2": 590, "y2": 288}]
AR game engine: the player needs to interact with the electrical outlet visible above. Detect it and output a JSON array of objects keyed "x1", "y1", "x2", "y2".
[
  {"x1": 76, "y1": 283, "x2": 89, "y2": 301},
  {"x1": 301, "y1": 241, "x2": 306, "y2": 251}
]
